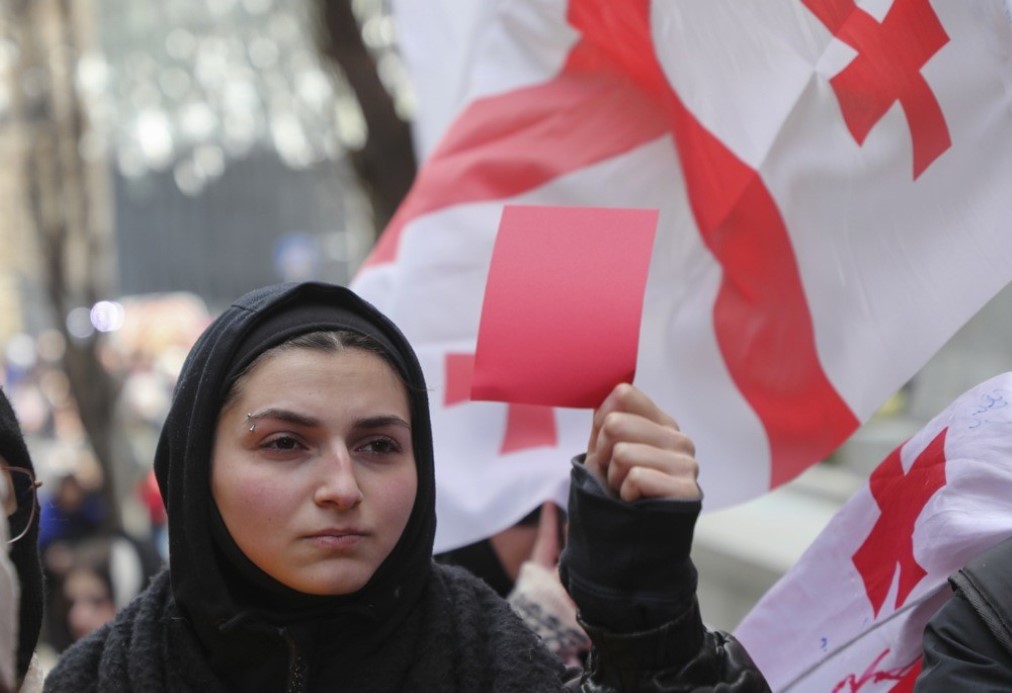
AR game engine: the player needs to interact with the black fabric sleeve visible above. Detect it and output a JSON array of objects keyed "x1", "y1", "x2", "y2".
[
  {"x1": 558, "y1": 456, "x2": 771, "y2": 692},
  {"x1": 917, "y1": 590, "x2": 1012, "y2": 691},
  {"x1": 558, "y1": 456, "x2": 701, "y2": 633},
  {"x1": 917, "y1": 536, "x2": 1012, "y2": 692}
]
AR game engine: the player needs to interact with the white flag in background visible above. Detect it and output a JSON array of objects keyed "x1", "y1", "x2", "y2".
[
  {"x1": 736, "y1": 371, "x2": 1012, "y2": 691},
  {"x1": 352, "y1": 0, "x2": 1012, "y2": 551}
]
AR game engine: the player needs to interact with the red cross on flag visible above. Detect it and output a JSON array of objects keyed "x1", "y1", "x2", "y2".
[
  {"x1": 351, "y1": 0, "x2": 1012, "y2": 551},
  {"x1": 736, "y1": 372, "x2": 1012, "y2": 691}
]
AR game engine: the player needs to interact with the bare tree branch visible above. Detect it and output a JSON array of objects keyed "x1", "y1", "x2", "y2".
[{"x1": 312, "y1": 0, "x2": 416, "y2": 237}]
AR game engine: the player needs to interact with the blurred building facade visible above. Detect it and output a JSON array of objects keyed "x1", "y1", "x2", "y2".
[{"x1": 112, "y1": 150, "x2": 360, "y2": 309}]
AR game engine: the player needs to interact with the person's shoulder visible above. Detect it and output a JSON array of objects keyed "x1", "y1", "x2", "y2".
[
  {"x1": 44, "y1": 570, "x2": 173, "y2": 692},
  {"x1": 946, "y1": 535, "x2": 1012, "y2": 652},
  {"x1": 42, "y1": 624, "x2": 110, "y2": 691},
  {"x1": 951, "y1": 535, "x2": 1012, "y2": 619},
  {"x1": 427, "y1": 560, "x2": 532, "y2": 627},
  {"x1": 429, "y1": 560, "x2": 503, "y2": 598},
  {"x1": 960, "y1": 535, "x2": 1012, "y2": 576}
]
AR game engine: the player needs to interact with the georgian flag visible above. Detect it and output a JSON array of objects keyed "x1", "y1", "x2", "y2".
[
  {"x1": 351, "y1": 0, "x2": 1012, "y2": 551},
  {"x1": 736, "y1": 371, "x2": 1012, "y2": 691}
]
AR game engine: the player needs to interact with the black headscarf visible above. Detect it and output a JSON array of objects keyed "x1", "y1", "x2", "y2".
[
  {"x1": 0, "y1": 388, "x2": 43, "y2": 681},
  {"x1": 154, "y1": 282, "x2": 437, "y2": 677}
]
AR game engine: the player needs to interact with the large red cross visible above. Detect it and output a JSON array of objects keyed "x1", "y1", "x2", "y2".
[
  {"x1": 444, "y1": 353, "x2": 558, "y2": 454},
  {"x1": 803, "y1": 0, "x2": 951, "y2": 179},
  {"x1": 852, "y1": 428, "x2": 948, "y2": 617}
]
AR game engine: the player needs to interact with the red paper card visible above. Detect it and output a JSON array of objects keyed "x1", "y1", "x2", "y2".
[{"x1": 471, "y1": 205, "x2": 658, "y2": 408}]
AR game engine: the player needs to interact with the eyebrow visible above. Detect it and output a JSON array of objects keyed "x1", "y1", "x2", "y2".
[
  {"x1": 247, "y1": 408, "x2": 321, "y2": 428},
  {"x1": 246, "y1": 409, "x2": 410, "y2": 431},
  {"x1": 355, "y1": 415, "x2": 411, "y2": 432}
]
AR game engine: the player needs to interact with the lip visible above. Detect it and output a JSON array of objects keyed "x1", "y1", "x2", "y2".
[{"x1": 305, "y1": 528, "x2": 368, "y2": 549}]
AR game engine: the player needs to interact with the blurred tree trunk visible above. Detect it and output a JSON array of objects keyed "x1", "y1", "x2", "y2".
[
  {"x1": 12, "y1": 0, "x2": 122, "y2": 530},
  {"x1": 313, "y1": 0, "x2": 417, "y2": 238}
]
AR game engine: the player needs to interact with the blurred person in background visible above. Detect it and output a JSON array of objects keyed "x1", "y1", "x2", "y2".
[
  {"x1": 1, "y1": 388, "x2": 46, "y2": 691},
  {"x1": 41, "y1": 534, "x2": 158, "y2": 654},
  {"x1": 35, "y1": 464, "x2": 162, "y2": 655},
  {"x1": 436, "y1": 502, "x2": 590, "y2": 668},
  {"x1": 37, "y1": 469, "x2": 108, "y2": 552},
  {"x1": 436, "y1": 504, "x2": 550, "y2": 599}
]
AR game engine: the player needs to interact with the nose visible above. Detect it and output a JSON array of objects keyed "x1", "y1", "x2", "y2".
[{"x1": 313, "y1": 446, "x2": 364, "y2": 510}]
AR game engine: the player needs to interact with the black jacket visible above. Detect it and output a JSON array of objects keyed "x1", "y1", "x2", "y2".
[
  {"x1": 917, "y1": 535, "x2": 1012, "y2": 691},
  {"x1": 561, "y1": 461, "x2": 767, "y2": 691}
]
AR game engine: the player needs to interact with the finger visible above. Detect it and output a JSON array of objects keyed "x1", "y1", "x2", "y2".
[
  {"x1": 598, "y1": 383, "x2": 679, "y2": 430},
  {"x1": 605, "y1": 441, "x2": 698, "y2": 497},
  {"x1": 595, "y1": 411, "x2": 692, "y2": 464},
  {"x1": 587, "y1": 383, "x2": 673, "y2": 487},
  {"x1": 594, "y1": 411, "x2": 692, "y2": 492},
  {"x1": 529, "y1": 501, "x2": 561, "y2": 568},
  {"x1": 619, "y1": 465, "x2": 702, "y2": 503},
  {"x1": 587, "y1": 383, "x2": 637, "y2": 456}
]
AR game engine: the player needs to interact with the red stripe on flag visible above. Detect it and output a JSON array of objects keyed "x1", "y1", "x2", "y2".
[
  {"x1": 570, "y1": 0, "x2": 859, "y2": 486},
  {"x1": 445, "y1": 352, "x2": 557, "y2": 454},
  {"x1": 362, "y1": 50, "x2": 668, "y2": 268},
  {"x1": 444, "y1": 353, "x2": 476, "y2": 406},
  {"x1": 501, "y1": 404, "x2": 559, "y2": 454}
]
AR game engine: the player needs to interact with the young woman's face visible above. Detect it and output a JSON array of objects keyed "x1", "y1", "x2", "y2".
[
  {"x1": 64, "y1": 568, "x2": 116, "y2": 641},
  {"x1": 211, "y1": 347, "x2": 417, "y2": 596}
]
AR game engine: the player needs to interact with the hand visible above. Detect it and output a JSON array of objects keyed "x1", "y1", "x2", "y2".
[
  {"x1": 584, "y1": 383, "x2": 700, "y2": 502},
  {"x1": 528, "y1": 501, "x2": 564, "y2": 569}
]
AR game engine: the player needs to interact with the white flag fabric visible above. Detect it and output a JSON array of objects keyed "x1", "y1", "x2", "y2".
[
  {"x1": 352, "y1": 0, "x2": 1012, "y2": 551},
  {"x1": 736, "y1": 371, "x2": 1012, "y2": 691}
]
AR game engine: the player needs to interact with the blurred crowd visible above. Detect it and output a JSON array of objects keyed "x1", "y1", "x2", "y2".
[{"x1": 0, "y1": 293, "x2": 208, "y2": 665}]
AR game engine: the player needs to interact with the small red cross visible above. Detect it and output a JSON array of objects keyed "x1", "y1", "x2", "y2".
[
  {"x1": 444, "y1": 353, "x2": 558, "y2": 454},
  {"x1": 804, "y1": 0, "x2": 951, "y2": 179},
  {"x1": 851, "y1": 428, "x2": 948, "y2": 616}
]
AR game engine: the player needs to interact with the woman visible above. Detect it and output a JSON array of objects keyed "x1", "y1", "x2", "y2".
[
  {"x1": 43, "y1": 532, "x2": 160, "y2": 653},
  {"x1": 44, "y1": 282, "x2": 767, "y2": 691},
  {"x1": 1, "y1": 388, "x2": 45, "y2": 693}
]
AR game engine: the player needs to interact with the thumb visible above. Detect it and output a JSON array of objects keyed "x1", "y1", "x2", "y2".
[{"x1": 529, "y1": 501, "x2": 561, "y2": 568}]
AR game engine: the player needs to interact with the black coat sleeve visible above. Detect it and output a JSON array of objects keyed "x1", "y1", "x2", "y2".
[
  {"x1": 917, "y1": 536, "x2": 1012, "y2": 691},
  {"x1": 559, "y1": 457, "x2": 769, "y2": 692},
  {"x1": 917, "y1": 591, "x2": 1012, "y2": 691}
]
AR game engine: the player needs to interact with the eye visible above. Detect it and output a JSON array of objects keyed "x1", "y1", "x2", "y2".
[
  {"x1": 262, "y1": 435, "x2": 305, "y2": 452},
  {"x1": 358, "y1": 437, "x2": 402, "y2": 455}
]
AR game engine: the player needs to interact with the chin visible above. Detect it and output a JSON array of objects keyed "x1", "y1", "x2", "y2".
[{"x1": 287, "y1": 571, "x2": 372, "y2": 596}]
